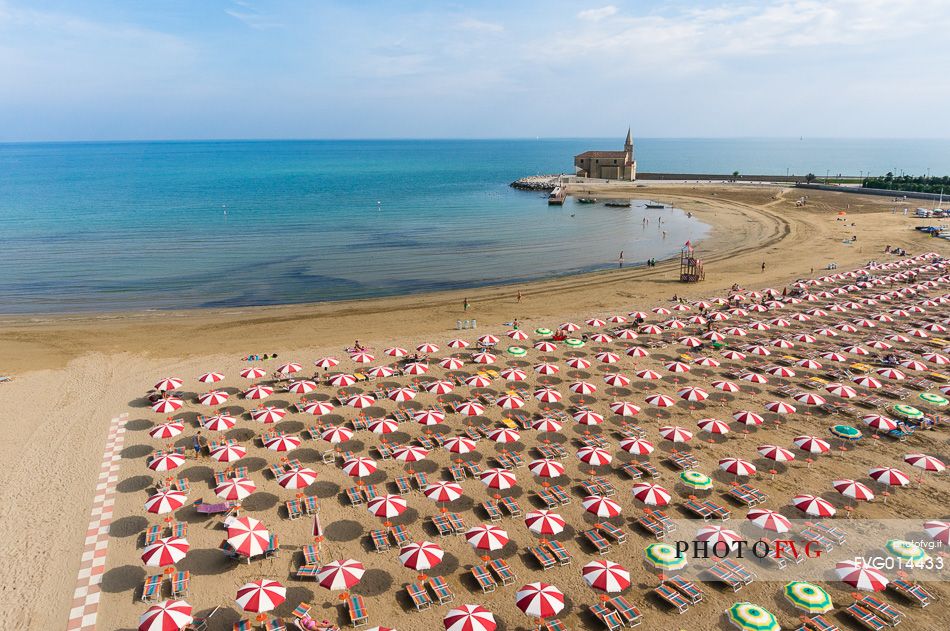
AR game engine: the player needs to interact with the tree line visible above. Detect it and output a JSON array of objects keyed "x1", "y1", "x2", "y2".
[{"x1": 862, "y1": 173, "x2": 950, "y2": 194}]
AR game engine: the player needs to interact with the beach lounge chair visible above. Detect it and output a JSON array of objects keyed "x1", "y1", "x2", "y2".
[
  {"x1": 546, "y1": 541, "x2": 573, "y2": 565},
  {"x1": 233, "y1": 620, "x2": 253, "y2": 631},
  {"x1": 798, "y1": 615, "x2": 841, "y2": 631},
  {"x1": 859, "y1": 595, "x2": 904, "y2": 625},
  {"x1": 481, "y1": 500, "x2": 502, "y2": 522},
  {"x1": 185, "y1": 606, "x2": 220, "y2": 631},
  {"x1": 291, "y1": 603, "x2": 313, "y2": 621},
  {"x1": 701, "y1": 500, "x2": 731, "y2": 520},
  {"x1": 720, "y1": 559, "x2": 754, "y2": 585},
  {"x1": 550, "y1": 485, "x2": 571, "y2": 505},
  {"x1": 684, "y1": 499, "x2": 713, "y2": 520},
  {"x1": 584, "y1": 528, "x2": 611, "y2": 555},
  {"x1": 141, "y1": 574, "x2": 163, "y2": 602},
  {"x1": 536, "y1": 489, "x2": 559, "y2": 510},
  {"x1": 472, "y1": 565, "x2": 497, "y2": 593},
  {"x1": 707, "y1": 562, "x2": 744, "y2": 592},
  {"x1": 653, "y1": 584, "x2": 690, "y2": 614},
  {"x1": 808, "y1": 521, "x2": 846, "y2": 545},
  {"x1": 429, "y1": 576, "x2": 454, "y2": 604},
  {"x1": 581, "y1": 480, "x2": 602, "y2": 496},
  {"x1": 144, "y1": 524, "x2": 162, "y2": 546},
  {"x1": 347, "y1": 594, "x2": 368, "y2": 627},
  {"x1": 295, "y1": 565, "x2": 320, "y2": 580},
  {"x1": 412, "y1": 472, "x2": 429, "y2": 488},
  {"x1": 170, "y1": 521, "x2": 187, "y2": 539},
  {"x1": 591, "y1": 475, "x2": 616, "y2": 496},
  {"x1": 346, "y1": 487, "x2": 364, "y2": 506},
  {"x1": 389, "y1": 525, "x2": 411, "y2": 545},
  {"x1": 488, "y1": 558, "x2": 515, "y2": 585},
  {"x1": 543, "y1": 618, "x2": 568, "y2": 631},
  {"x1": 800, "y1": 528, "x2": 835, "y2": 552},
  {"x1": 666, "y1": 575, "x2": 704, "y2": 604},
  {"x1": 620, "y1": 463, "x2": 643, "y2": 479},
  {"x1": 268, "y1": 463, "x2": 286, "y2": 478},
  {"x1": 727, "y1": 486, "x2": 758, "y2": 507},
  {"x1": 432, "y1": 515, "x2": 453, "y2": 538},
  {"x1": 302, "y1": 544, "x2": 320, "y2": 566},
  {"x1": 362, "y1": 484, "x2": 380, "y2": 501},
  {"x1": 889, "y1": 579, "x2": 934, "y2": 607},
  {"x1": 590, "y1": 603, "x2": 624, "y2": 631},
  {"x1": 171, "y1": 571, "x2": 190, "y2": 598},
  {"x1": 636, "y1": 462, "x2": 661, "y2": 479},
  {"x1": 499, "y1": 496, "x2": 521, "y2": 516},
  {"x1": 531, "y1": 545, "x2": 556, "y2": 570},
  {"x1": 449, "y1": 464, "x2": 466, "y2": 481},
  {"x1": 286, "y1": 499, "x2": 303, "y2": 520},
  {"x1": 264, "y1": 619, "x2": 286, "y2": 631},
  {"x1": 394, "y1": 476, "x2": 413, "y2": 495},
  {"x1": 370, "y1": 529, "x2": 390, "y2": 553},
  {"x1": 607, "y1": 596, "x2": 643, "y2": 627},
  {"x1": 302, "y1": 496, "x2": 318, "y2": 515},
  {"x1": 447, "y1": 512, "x2": 467, "y2": 534},
  {"x1": 599, "y1": 522, "x2": 627, "y2": 544},
  {"x1": 406, "y1": 582, "x2": 432, "y2": 611},
  {"x1": 844, "y1": 604, "x2": 887, "y2": 630},
  {"x1": 652, "y1": 510, "x2": 676, "y2": 532},
  {"x1": 637, "y1": 514, "x2": 666, "y2": 539},
  {"x1": 214, "y1": 471, "x2": 230, "y2": 486}
]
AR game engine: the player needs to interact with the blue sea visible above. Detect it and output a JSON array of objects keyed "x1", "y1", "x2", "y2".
[{"x1": 1, "y1": 138, "x2": 947, "y2": 315}]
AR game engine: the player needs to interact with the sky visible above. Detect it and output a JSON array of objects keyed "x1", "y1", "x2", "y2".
[{"x1": 1, "y1": 0, "x2": 949, "y2": 141}]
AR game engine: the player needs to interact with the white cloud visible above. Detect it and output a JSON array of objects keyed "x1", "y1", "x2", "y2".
[
  {"x1": 225, "y1": 8, "x2": 283, "y2": 30},
  {"x1": 456, "y1": 17, "x2": 504, "y2": 33},
  {"x1": 577, "y1": 6, "x2": 618, "y2": 21}
]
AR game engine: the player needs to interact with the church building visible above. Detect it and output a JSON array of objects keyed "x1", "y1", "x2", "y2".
[{"x1": 573, "y1": 129, "x2": 637, "y2": 181}]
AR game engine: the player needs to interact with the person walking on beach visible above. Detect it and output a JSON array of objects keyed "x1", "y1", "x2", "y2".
[
  {"x1": 517, "y1": 290, "x2": 523, "y2": 303},
  {"x1": 463, "y1": 297, "x2": 470, "y2": 311},
  {"x1": 619, "y1": 250, "x2": 624, "y2": 268},
  {"x1": 193, "y1": 431, "x2": 203, "y2": 458},
  {"x1": 761, "y1": 261, "x2": 766, "y2": 273}
]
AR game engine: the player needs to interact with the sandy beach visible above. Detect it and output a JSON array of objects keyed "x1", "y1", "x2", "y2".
[{"x1": 1, "y1": 184, "x2": 947, "y2": 631}]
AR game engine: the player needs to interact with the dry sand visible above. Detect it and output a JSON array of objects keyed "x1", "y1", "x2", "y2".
[{"x1": 0, "y1": 184, "x2": 946, "y2": 630}]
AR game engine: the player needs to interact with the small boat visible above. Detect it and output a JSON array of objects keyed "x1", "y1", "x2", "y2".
[
  {"x1": 645, "y1": 202, "x2": 665, "y2": 208},
  {"x1": 605, "y1": 200, "x2": 631, "y2": 208},
  {"x1": 577, "y1": 198, "x2": 597, "y2": 204}
]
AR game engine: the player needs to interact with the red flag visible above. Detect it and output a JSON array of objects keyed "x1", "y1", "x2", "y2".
[
  {"x1": 684, "y1": 240, "x2": 692, "y2": 248},
  {"x1": 312, "y1": 514, "x2": 323, "y2": 538}
]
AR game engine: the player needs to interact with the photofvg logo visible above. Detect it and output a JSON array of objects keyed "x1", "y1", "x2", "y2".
[{"x1": 672, "y1": 538, "x2": 825, "y2": 561}]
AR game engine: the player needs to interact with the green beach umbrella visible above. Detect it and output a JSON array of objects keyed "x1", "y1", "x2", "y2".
[
  {"x1": 893, "y1": 404, "x2": 923, "y2": 419},
  {"x1": 506, "y1": 346, "x2": 527, "y2": 357},
  {"x1": 644, "y1": 543, "x2": 687, "y2": 570},
  {"x1": 919, "y1": 392, "x2": 947, "y2": 406},
  {"x1": 784, "y1": 582, "x2": 833, "y2": 613},
  {"x1": 564, "y1": 338, "x2": 585, "y2": 348},
  {"x1": 830, "y1": 424, "x2": 862, "y2": 440},
  {"x1": 679, "y1": 470, "x2": 713, "y2": 490},
  {"x1": 885, "y1": 539, "x2": 930, "y2": 564},
  {"x1": 535, "y1": 328, "x2": 553, "y2": 337},
  {"x1": 726, "y1": 602, "x2": 780, "y2": 631}
]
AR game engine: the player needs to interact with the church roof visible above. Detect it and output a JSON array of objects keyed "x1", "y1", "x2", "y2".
[{"x1": 574, "y1": 150, "x2": 628, "y2": 159}]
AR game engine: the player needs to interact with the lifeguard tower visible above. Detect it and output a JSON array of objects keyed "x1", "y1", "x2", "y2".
[{"x1": 679, "y1": 242, "x2": 704, "y2": 283}]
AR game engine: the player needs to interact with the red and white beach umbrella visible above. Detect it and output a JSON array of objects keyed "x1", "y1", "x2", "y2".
[
  {"x1": 712, "y1": 380, "x2": 740, "y2": 393},
  {"x1": 792, "y1": 494, "x2": 836, "y2": 517},
  {"x1": 495, "y1": 394, "x2": 525, "y2": 410},
  {"x1": 399, "y1": 541, "x2": 444, "y2": 570},
  {"x1": 145, "y1": 490, "x2": 186, "y2": 514},
  {"x1": 533, "y1": 388, "x2": 562, "y2": 403},
  {"x1": 151, "y1": 398, "x2": 183, "y2": 414},
  {"x1": 317, "y1": 560, "x2": 365, "y2": 591},
  {"x1": 645, "y1": 394, "x2": 676, "y2": 408},
  {"x1": 265, "y1": 435, "x2": 300, "y2": 452},
  {"x1": 695, "y1": 525, "x2": 742, "y2": 551},
  {"x1": 723, "y1": 351, "x2": 748, "y2": 362},
  {"x1": 532, "y1": 417, "x2": 563, "y2": 432},
  {"x1": 835, "y1": 561, "x2": 888, "y2": 592},
  {"x1": 825, "y1": 383, "x2": 857, "y2": 398},
  {"x1": 746, "y1": 508, "x2": 791, "y2": 532},
  {"x1": 349, "y1": 351, "x2": 375, "y2": 364},
  {"x1": 465, "y1": 525, "x2": 510, "y2": 551},
  {"x1": 416, "y1": 342, "x2": 440, "y2": 353},
  {"x1": 385, "y1": 347, "x2": 408, "y2": 357},
  {"x1": 439, "y1": 357, "x2": 465, "y2": 370},
  {"x1": 515, "y1": 582, "x2": 565, "y2": 619},
  {"x1": 793, "y1": 392, "x2": 826, "y2": 406},
  {"x1": 764, "y1": 401, "x2": 796, "y2": 414},
  {"x1": 215, "y1": 477, "x2": 257, "y2": 501},
  {"x1": 276, "y1": 362, "x2": 302, "y2": 376},
  {"x1": 757, "y1": 444, "x2": 795, "y2": 462},
  {"x1": 155, "y1": 377, "x2": 184, "y2": 392},
  {"x1": 197, "y1": 372, "x2": 225, "y2": 384},
  {"x1": 443, "y1": 605, "x2": 496, "y2": 631},
  {"x1": 141, "y1": 536, "x2": 190, "y2": 567},
  {"x1": 506, "y1": 329, "x2": 529, "y2": 341},
  {"x1": 198, "y1": 390, "x2": 229, "y2": 406},
  {"x1": 329, "y1": 373, "x2": 357, "y2": 387},
  {"x1": 631, "y1": 482, "x2": 671, "y2": 506},
  {"x1": 534, "y1": 362, "x2": 560, "y2": 375},
  {"x1": 590, "y1": 333, "x2": 613, "y2": 344},
  {"x1": 388, "y1": 387, "x2": 417, "y2": 402},
  {"x1": 148, "y1": 453, "x2": 185, "y2": 472},
  {"x1": 500, "y1": 367, "x2": 528, "y2": 381},
  {"x1": 488, "y1": 428, "x2": 521, "y2": 443},
  {"x1": 444, "y1": 436, "x2": 477, "y2": 454},
  {"x1": 619, "y1": 438, "x2": 655, "y2": 455},
  {"x1": 577, "y1": 446, "x2": 612, "y2": 465},
  {"x1": 719, "y1": 458, "x2": 756, "y2": 476},
  {"x1": 404, "y1": 362, "x2": 430, "y2": 375},
  {"x1": 425, "y1": 380, "x2": 455, "y2": 394},
  {"x1": 678, "y1": 386, "x2": 709, "y2": 402},
  {"x1": 139, "y1": 600, "x2": 193, "y2": 631},
  {"x1": 277, "y1": 467, "x2": 317, "y2": 489},
  {"x1": 875, "y1": 367, "x2": 906, "y2": 380},
  {"x1": 739, "y1": 372, "x2": 768, "y2": 384},
  {"x1": 862, "y1": 414, "x2": 897, "y2": 431},
  {"x1": 610, "y1": 401, "x2": 641, "y2": 416},
  {"x1": 424, "y1": 481, "x2": 464, "y2": 503},
  {"x1": 766, "y1": 366, "x2": 797, "y2": 378},
  {"x1": 582, "y1": 560, "x2": 631, "y2": 592},
  {"x1": 559, "y1": 321, "x2": 581, "y2": 332},
  {"x1": 694, "y1": 356, "x2": 721, "y2": 367},
  {"x1": 573, "y1": 410, "x2": 605, "y2": 425},
  {"x1": 697, "y1": 418, "x2": 730, "y2": 434},
  {"x1": 414, "y1": 409, "x2": 446, "y2": 426},
  {"x1": 636, "y1": 369, "x2": 662, "y2": 380},
  {"x1": 455, "y1": 401, "x2": 485, "y2": 416},
  {"x1": 448, "y1": 339, "x2": 470, "y2": 349},
  {"x1": 582, "y1": 495, "x2": 622, "y2": 517},
  {"x1": 479, "y1": 468, "x2": 517, "y2": 489},
  {"x1": 342, "y1": 457, "x2": 378, "y2": 478},
  {"x1": 302, "y1": 401, "x2": 335, "y2": 416},
  {"x1": 869, "y1": 467, "x2": 910, "y2": 487},
  {"x1": 536, "y1": 341, "x2": 560, "y2": 353},
  {"x1": 251, "y1": 406, "x2": 287, "y2": 423},
  {"x1": 524, "y1": 510, "x2": 566, "y2": 535},
  {"x1": 240, "y1": 367, "x2": 266, "y2": 380},
  {"x1": 227, "y1": 517, "x2": 270, "y2": 557},
  {"x1": 321, "y1": 426, "x2": 354, "y2": 444},
  {"x1": 394, "y1": 445, "x2": 429, "y2": 463},
  {"x1": 367, "y1": 494, "x2": 408, "y2": 518},
  {"x1": 244, "y1": 385, "x2": 273, "y2": 400},
  {"x1": 472, "y1": 351, "x2": 497, "y2": 365},
  {"x1": 209, "y1": 444, "x2": 246, "y2": 462},
  {"x1": 569, "y1": 381, "x2": 598, "y2": 395},
  {"x1": 664, "y1": 361, "x2": 691, "y2": 373},
  {"x1": 346, "y1": 394, "x2": 376, "y2": 408},
  {"x1": 904, "y1": 453, "x2": 945, "y2": 472},
  {"x1": 314, "y1": 357, "x2": 340, "y2": 369},
  {"x1": 924, "y1": 520, "x2": 950, "y2": 545},
  {"x1": 659, "y1": 425, "x2": 693, "y2": 442},
  {"x1": 287, "y1": 380, "x2": 317, "y2": 395},
  {"x1": 793, "y1": 435, "x2": 830, "y2": 454},
  {"x1": 833, "y1": 479, "x2": 875, "y2": 501},
  {"x1": 528, "y1": 459, "x2": 565, "y2": 478},
  {"x1": 626, "y1": 346, "x2": 649, "y2": 357},
  {"x1": 596, "y1": 352, "x2": 620, "y2": 364},
  {"x1": 732, "y1": 410, "x2": 764, "y2": 426},
  {"x1": 464, "y1": 375, "x2": 493, "y2": 388},
  {"x1": 150, "y1": 421, "x2": 185, "y2": 439}
]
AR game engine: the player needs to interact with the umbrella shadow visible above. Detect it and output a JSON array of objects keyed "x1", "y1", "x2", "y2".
[
  {"x1": 109, "y1": 515, "x2": 148, "y2": 539},
  {"x1": 125, "y1": 418, "x2": 152, "y2": 432},
  {"x1": 120, "y1": 444, "x2": 153, "y2": 460},
  {"x1": 325, "y1": 519, "x2": 363, "y2": 542},
  {"x1": 242, "y1": 492, "x2": 278, "y2": 512},
  {"x1": 310, "y1": 480, "x2": 341, "y2": 499},
  {"x1": 117, "y1": 475, "x2": 153, "y2": 494},
  {"x1": 178, "y1": 547, "x2": 235, "y2": 576},
  {"x1": 225, "y1": 428, "x2": 256, "y2": 442},
  {"x1": 100, "y1": 565, "x2": 145, "y2": 595},
  {"x1": 355, "y1": 569, "x2": 393, "y2": 597}
]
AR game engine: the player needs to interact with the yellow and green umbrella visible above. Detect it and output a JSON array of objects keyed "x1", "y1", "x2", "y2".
[
  {"x1": 727, "y1": 602, "x2": 780, "y2": 631},
  {"x1": 919, "y1": 392, "x2": 947, "y2": 406},
  {"x1": 893, "y1": 404, "x2": 923, "y2": 420},
  {"x1": 564, "y1": 338, "x2": 585, "y2": 348},
  {"x1": 534, "y1": 328, "x2": 553, "y2": 337},
  {"x1": 784, "y1": 581, "x2": 832, "y2": 613},
  {"x1": 644, "y1": 543, "x2": 687, "y2": 570},
  {"x1": 679, "y1": 470, "x2": 713, "y2": 490},
  {"x1": 506, "y1": 346, "x2": 527, "y2": 357},
  {"x1": 885, "y1": 539, "x2": 930, "y2": 564}
]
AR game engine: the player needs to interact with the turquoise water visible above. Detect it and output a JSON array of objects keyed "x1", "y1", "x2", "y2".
[{"x1": 1, "y1": 138, "x2": 947, "y2": 314}]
